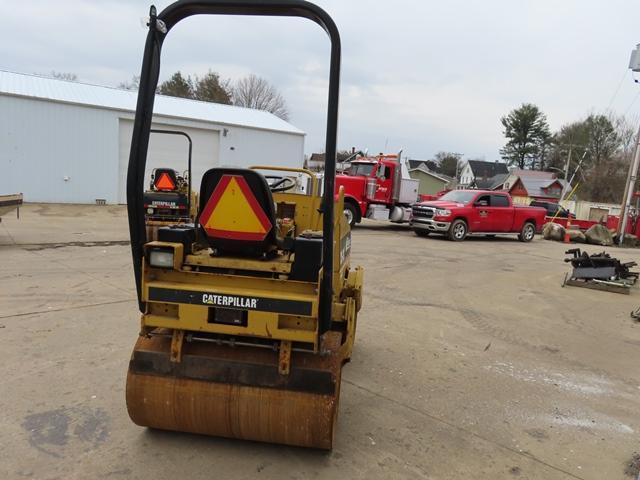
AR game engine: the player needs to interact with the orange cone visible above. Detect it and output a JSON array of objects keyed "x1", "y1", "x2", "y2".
[{"x1": 564, "y1": 217, "x2": 572, "y2": 243}]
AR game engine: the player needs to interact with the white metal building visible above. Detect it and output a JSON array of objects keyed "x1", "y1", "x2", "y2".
[{"x1": 0, "y1": 70, "x2": 305, "y2": 204}]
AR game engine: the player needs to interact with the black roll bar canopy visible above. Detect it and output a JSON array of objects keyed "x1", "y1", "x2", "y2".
[
  {"x1": 126, "y1": 0, "x2": 341, "y2": 333},
  {"x1": 149, "y1": 129, "x2": 193, "y2": 214}
]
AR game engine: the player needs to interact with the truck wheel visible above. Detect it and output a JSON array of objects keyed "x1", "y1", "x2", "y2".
[
  {"x1": 518, "y1": 222, "x2": 535, "y2": 242},
  {"x1": 414, "y1": 229, "x2": 430, "y2": 237},
  {"x1": 343, "y1": 203, "x2": 358, "y2": 227},
  {"x1": 448, "y1": 219, "x2": 467, "y2": 241}
]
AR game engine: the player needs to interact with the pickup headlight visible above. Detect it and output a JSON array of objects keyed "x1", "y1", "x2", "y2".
[
  {"x1": 149, "y1": 248, "x2": 174, "y2": 268},
  {"x1": 435, "y1": 208, "x2": 451, "y2": 217}
]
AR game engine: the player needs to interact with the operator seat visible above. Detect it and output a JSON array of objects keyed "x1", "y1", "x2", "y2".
[{"x1": 197, "y1": 167, "x2": 278, "y2": 257}]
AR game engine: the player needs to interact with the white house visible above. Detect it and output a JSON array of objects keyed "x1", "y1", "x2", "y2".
[
  {"x1": 459, "y1": 160, "x2": 509, "y2": 189},
  {"x1": 0, "y1": 70, "x2": 305, "y2": 204}
]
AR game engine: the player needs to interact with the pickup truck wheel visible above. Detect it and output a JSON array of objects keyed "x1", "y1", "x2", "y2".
[
  {"x1": 343, "y1": 203, "x2": 358, "y2": 227},
  {"x1": 448, "y1": 219, "x2": 467, "y2": 241},
  {"x1": 518, "y1": 222, "x2": 536, "y2": 242}
]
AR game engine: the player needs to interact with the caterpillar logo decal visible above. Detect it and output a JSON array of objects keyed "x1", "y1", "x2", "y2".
[
  {"x1": 202, "y1": 294, "x2": 257, "y2": 309},
  {"x1": 150, "y1": 200, "x2": 178, "y2": 208},
  {"x1": 148, "y1": 287, "x2": 313, "y2": 316}
]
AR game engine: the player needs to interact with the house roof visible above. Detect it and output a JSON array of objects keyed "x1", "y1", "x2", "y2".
[
  {"x1": 308, "y1": 151, "x2": 358, "y2": 164},
  {"x1": 409, "y1": 166, "x2": 451, "y2": 183},
  {"x1": 0, "y1": 70, "x2": 304, "y2": 135},
  {"x1": 511, "y1": 169, "x2": 555, "y2": 178},
  {"x1": 476, "y1": 172, "x2": 510, "y2": 190},
  {"x1": 515, "y1": 177, "x2": 567, "y2": 198},
  {"x1": 408, "y1": 159, "x2": 435, "y2": 170},
  {"x1": 466, "y1": 160, "x2": 509, "y2": 178}
]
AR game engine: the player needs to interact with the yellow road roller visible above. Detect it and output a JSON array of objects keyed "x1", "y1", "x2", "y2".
[{"x1": 124, "y1": 0, "x2": 363, "y2": 449}]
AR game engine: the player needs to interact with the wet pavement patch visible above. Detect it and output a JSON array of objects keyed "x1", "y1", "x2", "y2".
[
  {"x1": 22, "y1": 406, "x2": 110, "y2": 457},
  {"x1": 22, "y1": 240, "x2": 130, "y2": 251}
]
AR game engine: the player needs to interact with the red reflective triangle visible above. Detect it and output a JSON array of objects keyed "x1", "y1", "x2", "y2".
[{"x1": 155, "y1": 172, "x2": 175, "y2": 191}]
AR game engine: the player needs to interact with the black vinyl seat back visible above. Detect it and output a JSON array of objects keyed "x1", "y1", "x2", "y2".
[{"x1": 197, "y1": 167, "x2": 278, "y2": 256}]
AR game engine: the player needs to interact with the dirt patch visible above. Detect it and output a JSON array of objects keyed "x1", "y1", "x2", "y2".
[
  {"x1": 525, "y1": 429, "x2": 549, "y2": 441},
  {"x1": 625, "y1": 452, "x2": 640, "y2": 477}
]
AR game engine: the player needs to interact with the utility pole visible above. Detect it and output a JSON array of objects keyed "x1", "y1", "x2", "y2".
[
  {"x1": 562, "y1": 145, "x2": 572, "y2": 201},
  {"x1": 618, "y1": 44, "x2": 640, "y2": 245},
  {"x1": 618, "y1": 129, "x2": 640, "y2": 244},
  {"x1": 452, "y1": 152, "x2": 464, "y2": 186}
]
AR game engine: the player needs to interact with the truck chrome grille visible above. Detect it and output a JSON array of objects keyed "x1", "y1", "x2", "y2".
[{"x1": 411, "y1": 206, "x2": 435, "y2": 219}]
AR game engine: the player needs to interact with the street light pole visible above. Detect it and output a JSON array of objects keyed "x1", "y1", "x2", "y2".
[
  {"x1": 618, "y1": 44, "x2": 640, "y2": 245},
  {"x1": 618, "y1": 127, "x2": 640, "y2": 245}
]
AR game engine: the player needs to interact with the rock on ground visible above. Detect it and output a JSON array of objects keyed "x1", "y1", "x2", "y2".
[
  {"x1": 585, "y1": 224, "x2": 614, "y2": 246},
  {"x1": 613, "y1": 233, "x2": 638, "y2": 248},
  {"x1": 543, "y1": 222, "x2": 565, "y2": 241},
  {"x1": 568, "y1": 230, "x2": 586, "y2": 243}
]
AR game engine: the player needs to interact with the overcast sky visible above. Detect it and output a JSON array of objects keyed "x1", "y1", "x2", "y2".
[{"x1": 3, "y1": 0, "x2": 640, "y2": 161}]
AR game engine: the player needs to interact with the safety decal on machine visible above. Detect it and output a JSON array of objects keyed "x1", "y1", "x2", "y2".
[
  {"x1": 340, "y1": 232, "x2": 351, "y2": 264},
  {"x1": 148, "y1": 287, "x2": 313, "y2": 316},
  {"x1": 154, "y1": 172, "x2": 176, "y2": 190},
  {"x1": 199, "y1": 175, "x2": 272, "y2": 241}
]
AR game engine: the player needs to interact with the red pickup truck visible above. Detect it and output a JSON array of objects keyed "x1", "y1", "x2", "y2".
[{"x1": 410, "y1": 190, "x2": 547, "y2": 242}]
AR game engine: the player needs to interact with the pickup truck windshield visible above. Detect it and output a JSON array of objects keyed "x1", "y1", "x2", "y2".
[
  {"x1": 439, "y1": 191, "x2": 477, "y2": 204},
  {"x1": 347, "y1": 163, "x2": 375, "y2": 177}
]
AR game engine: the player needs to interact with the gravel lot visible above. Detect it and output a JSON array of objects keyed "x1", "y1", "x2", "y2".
[{"x1": 1, "y1": 204, "x2": 639, "y2": 480}]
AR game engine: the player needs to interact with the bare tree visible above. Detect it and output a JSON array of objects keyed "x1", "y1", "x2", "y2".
[
  {"x1": 50, "y1": 71, "x2": 78, "y2": 81},
  {"x1": 118, "y1": 75, "x2": 140, "y2": 91},
  {"x1": 232, "y1": 74, "x2": 289, "y2": 121}
]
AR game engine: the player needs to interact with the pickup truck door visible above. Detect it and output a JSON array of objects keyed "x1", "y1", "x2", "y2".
[
  {"x1": 489, "y1": 194, "x2": 514, "y2": 232},
  {"x1": 469, "y1": 194, "x2": 492, "y2": 232}
]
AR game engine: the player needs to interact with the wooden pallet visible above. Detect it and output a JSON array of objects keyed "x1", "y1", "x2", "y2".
[{"x1": 563, "y1": 276, "x2": 632, "y2": 295}]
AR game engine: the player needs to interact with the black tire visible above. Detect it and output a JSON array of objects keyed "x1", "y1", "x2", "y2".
[
  {"x1": 343, "y1": 202, "x2": 359, "y2": 227},
  {"x1": 448, "y1": 219, "x2": 467, "y2": 241},
  {"x1": 518, "y1": 222, "x2": 536, "y2": 242},
  {"x1": 414, "y1": 229, "x2": 430, "y2": 237}
]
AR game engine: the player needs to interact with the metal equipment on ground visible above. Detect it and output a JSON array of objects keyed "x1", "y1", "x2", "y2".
[
  {"x1": 124, "y1": 0, "x2": 363, "y2": 449},
  {"x1": 0, "y1": 193, "x2": 23, "y2": 222},
  {"x1": 562, "y1": 248, "x2": 638, "y2": 294}
]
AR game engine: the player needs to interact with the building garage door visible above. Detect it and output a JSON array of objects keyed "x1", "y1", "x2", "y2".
[{"x1": 118, "y1": 119, "x2": 220, "y2": 204}]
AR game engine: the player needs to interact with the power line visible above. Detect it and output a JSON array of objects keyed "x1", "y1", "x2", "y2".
[
  {"x1": 607, "y1": 69, "x2": 629, "y2": 111},
  {"x1": 623, "y1": 89, "x2": 640, "y2": 117}
]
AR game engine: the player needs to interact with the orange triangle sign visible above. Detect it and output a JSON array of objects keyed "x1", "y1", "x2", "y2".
[
  {"x1": 199, "y1": 175, "x2": 272, "y2": 241},
  {"x1": 155, "y1": 172, "x2": 175, "y2": 191}
]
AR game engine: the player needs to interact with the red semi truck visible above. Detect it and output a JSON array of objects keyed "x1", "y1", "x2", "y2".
[
  {"x1": 335, "y1": 153, "x2": 419, "y2": 226},
  {"x1": 410, "y1": 190, "x2": 547, "y2": 241}
]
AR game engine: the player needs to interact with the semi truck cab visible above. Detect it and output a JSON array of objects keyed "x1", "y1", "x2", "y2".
[{"x1": 336, "y1": 154, "x2": 419, "y2": 226}]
